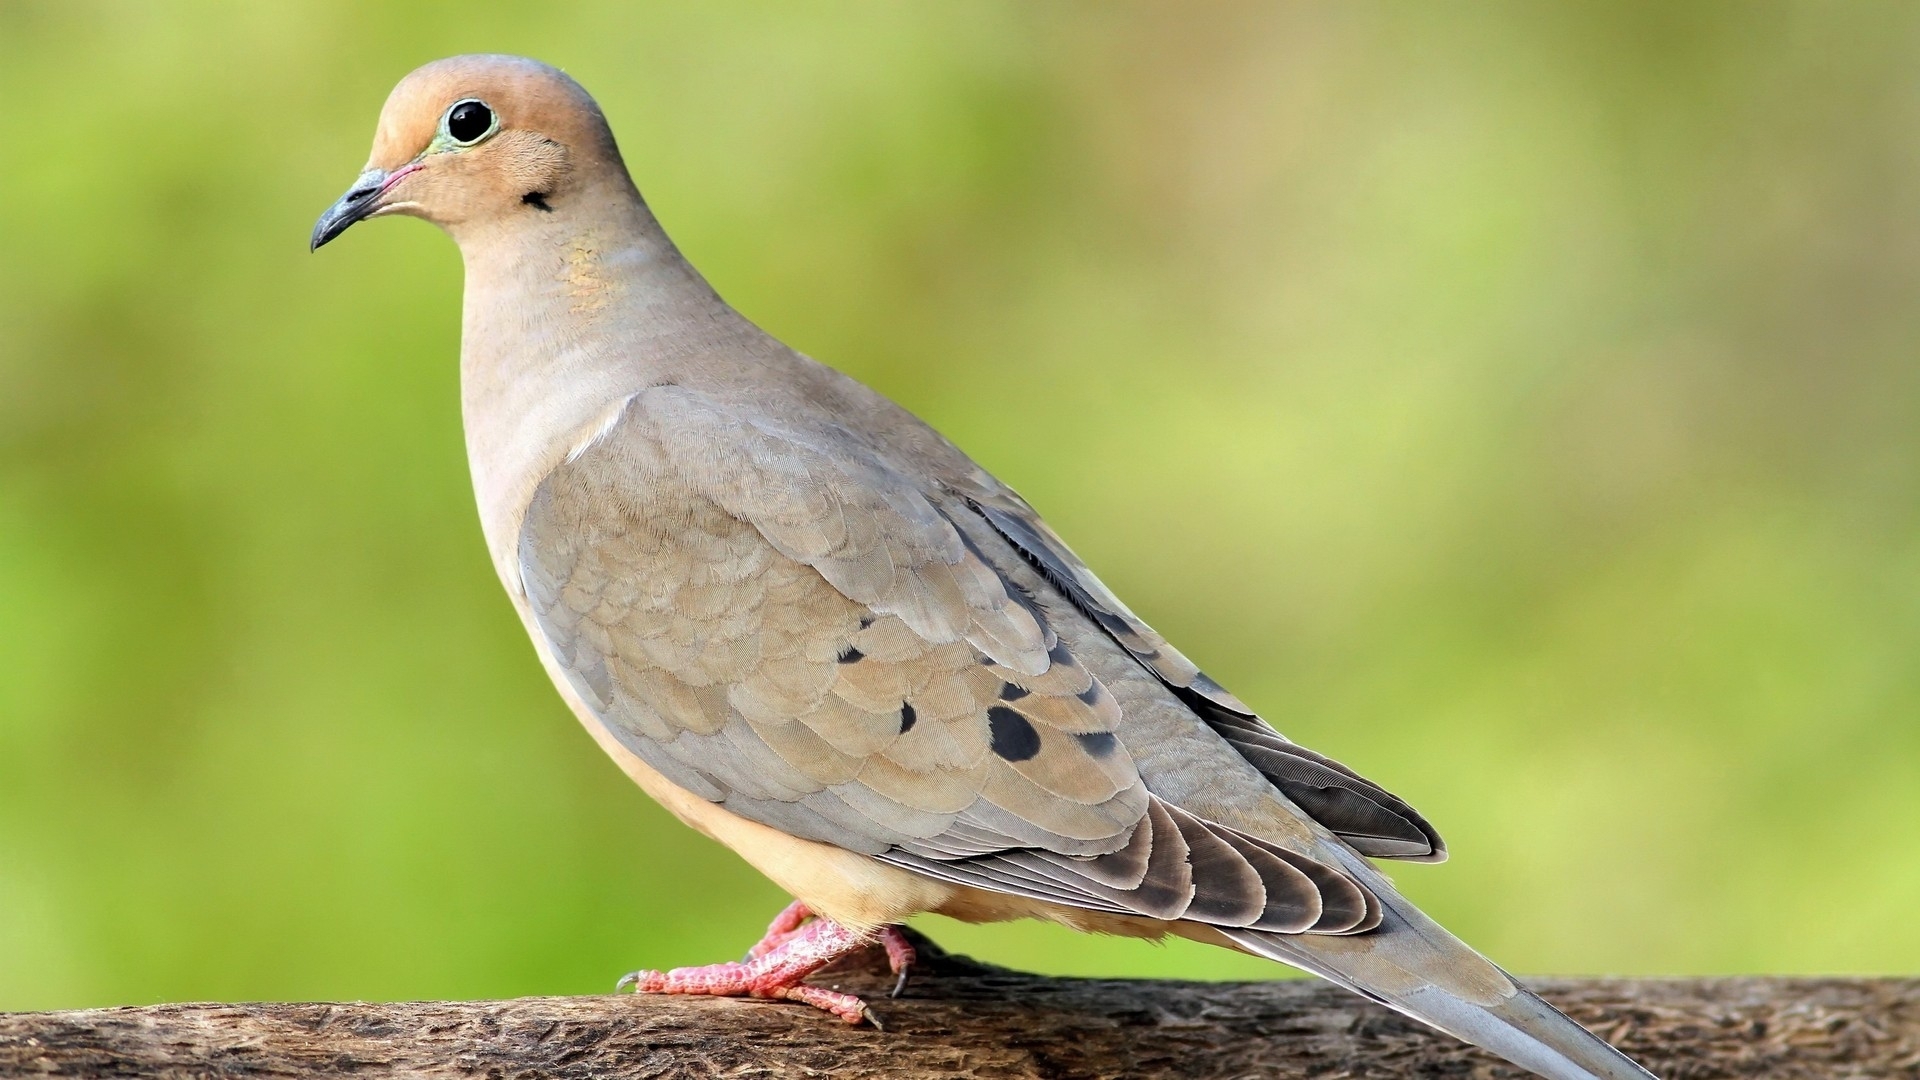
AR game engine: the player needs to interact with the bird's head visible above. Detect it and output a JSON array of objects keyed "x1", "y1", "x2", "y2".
[{"x1": 311, "y1": 54, "x2": 621, "y2": 251}]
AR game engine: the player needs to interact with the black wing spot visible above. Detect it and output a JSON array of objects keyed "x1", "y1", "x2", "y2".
[
  {"x1": 998, "y1": 683, "x2": 1030, "y2": 701},
  {"x1": 1075, "y1": 731, "x2": 1119, "y2": 757},
  {"x1": 1047, "y1": 641, "x2": 1074, "y2": 668},
  {"x1": 899, "y1": 702, "x2": 917, "y2": 734},
  {"x1": 837, "y1": 645, "x2": 865, "y2": 664},
  {"x1": 858, "y1": 615, "x2": 875, "y2": 629},
  {"x1": 987, "y1": 706, "x2": 1041, "y2": 762},
  {"x1": 1076, "y1": 684, "x2": 1104, "y2": 706}
]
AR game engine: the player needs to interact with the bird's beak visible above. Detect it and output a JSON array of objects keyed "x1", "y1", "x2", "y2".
[{"x1": 310, "y1": 164, "x2": 418, "y2": 251}]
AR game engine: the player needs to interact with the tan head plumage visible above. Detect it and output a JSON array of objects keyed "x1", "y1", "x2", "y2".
[{"x1": 313, "y1": 55, "x2": 628, "y2": 249}]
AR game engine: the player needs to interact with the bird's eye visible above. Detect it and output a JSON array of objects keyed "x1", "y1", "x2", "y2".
[{"x1": 445, "y1": 99, "x2": 496, "y2": 146}]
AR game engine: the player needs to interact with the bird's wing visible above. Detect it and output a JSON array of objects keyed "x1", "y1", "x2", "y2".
[
  {"x1": 951, "y1": 485, "x2": 1660, "y2": 1080},
  {"x1": 517, "y1": 385, "x2": 1661, "y2": 1079},
  {"x1": 516, "y1": 384, "x2": 1367, "y2": 932},
  {"x1": 964, "y1": 493, "x2": 1445, "y2": 862}
]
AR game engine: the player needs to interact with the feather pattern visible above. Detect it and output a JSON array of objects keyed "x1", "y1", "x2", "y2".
[
  {"x1": 517, "y1": 384, "x2": 1384, "y2": 935},
  {"x1": 970, "y1": 498, "x2": 1444, "y2": 862}
]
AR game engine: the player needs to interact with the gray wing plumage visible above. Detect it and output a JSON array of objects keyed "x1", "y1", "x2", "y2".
[
  {"x1": 517, "y1": 382, "x2": 1661, "y2": 1079},
  {"x1": 969, "y1": 499, "x2": 1445, "y2": 863},
  {"x1": 517, "y1": 383, "x2": 1430, "y2": 936}
]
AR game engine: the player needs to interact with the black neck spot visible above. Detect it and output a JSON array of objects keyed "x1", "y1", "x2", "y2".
[{"x1": 523, "y1": 191, "x2": 553, "y2": 211}]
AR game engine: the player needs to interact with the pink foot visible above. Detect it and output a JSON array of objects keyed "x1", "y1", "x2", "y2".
[
  {"x1": 746, "y1": 900, "x2": 815, "y2": 960},
  {"x1": 743, "y1": 902, "x2": 916, "y2": 997},
  {"x1": 617, "y1": 912, "x2": 904, "y2": 1026},
  {"x1": 877, "y1": 925, "x2": 917, "y2": 998}
]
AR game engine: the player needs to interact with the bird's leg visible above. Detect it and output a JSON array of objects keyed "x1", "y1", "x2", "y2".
[
  {"x1": 742, "y1": 901, "x2": 916, "y2": 996},
  {"x1": 877, "y1": 925, "x2": 916, "y2": 997},
  {"x1": 617, "y1": 915, "x2": 891, "y2": 1026},
  {"x1": 745, "y1": 899, "x2": 815, "y2": 959}
]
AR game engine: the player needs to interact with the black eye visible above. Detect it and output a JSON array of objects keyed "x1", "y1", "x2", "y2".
[{"x1": 446, "y1": 99, "x2": 494, "y2": 145}]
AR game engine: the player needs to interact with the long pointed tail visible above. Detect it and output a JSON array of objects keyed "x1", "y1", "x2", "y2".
[{"x1": 1221, "y1": 849, "x2": 1659, "y2": 1080}]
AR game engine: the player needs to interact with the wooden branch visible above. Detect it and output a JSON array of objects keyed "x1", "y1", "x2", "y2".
[{"x1": 2, "y1": 931, "x2": 1914, "y2": 1078}]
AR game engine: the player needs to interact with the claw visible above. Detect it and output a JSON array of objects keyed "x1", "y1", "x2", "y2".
[
  {"x1": 619, "y1": 902, "x2": 917, "y2": 1023},
  {"x1": 619, "y1": 909, "x2": 899, "y2": 1027},
  {"x1": 878, "y1": 926, "x2": 916, "y2": 998}
]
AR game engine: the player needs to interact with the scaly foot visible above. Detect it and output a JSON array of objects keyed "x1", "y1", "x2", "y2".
[
  {"x1": 743, "y1": 901, "x2": 917, "y2": 997},
  {"x1": 744, "y1": 899, "x2": 815, "y2": 959},
  {"x1": 617, "y1": 905, "x2": 914, "y2": 1026}
]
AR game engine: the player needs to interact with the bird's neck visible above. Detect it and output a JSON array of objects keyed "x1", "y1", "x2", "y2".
[{"x1": 453, "y1": 171, "x2": 760, "y2": 584}]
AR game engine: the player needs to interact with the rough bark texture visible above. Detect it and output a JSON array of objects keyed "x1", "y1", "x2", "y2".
[{"x1": 2, "y1": 932, "x2": 1914, "y2": 1079}]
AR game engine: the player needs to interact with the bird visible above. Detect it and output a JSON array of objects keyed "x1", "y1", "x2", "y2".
[{"x1": 311, "y1": 54, "x2": 1659, "y2": 1080}]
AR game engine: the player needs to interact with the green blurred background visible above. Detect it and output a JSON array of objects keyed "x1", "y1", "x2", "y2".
[{"x1": 3, "y1": 1, "x2": 1919, "y2": 1011}]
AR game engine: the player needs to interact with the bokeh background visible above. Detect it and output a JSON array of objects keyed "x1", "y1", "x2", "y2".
[{"x1": 4, "y1": 1, "x2": 1919, "y2": 1011}]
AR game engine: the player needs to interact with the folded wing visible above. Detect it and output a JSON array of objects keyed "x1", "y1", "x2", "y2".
[
  {"x1": 516, "y1": 385, "x2": 1380, "y2": 935},
  {"x1": 970, "y1": 498, "x2": 1444, "y2": 862}
]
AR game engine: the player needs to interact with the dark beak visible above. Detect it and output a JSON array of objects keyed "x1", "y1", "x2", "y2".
[{"x1": 311, "y1": 168, "x2": 391, "y2": 251}]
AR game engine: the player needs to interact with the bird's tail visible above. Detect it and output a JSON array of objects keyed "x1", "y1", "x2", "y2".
[{"x1": 1220, "y1": 848, "x2": 1659, "y2": 1080}]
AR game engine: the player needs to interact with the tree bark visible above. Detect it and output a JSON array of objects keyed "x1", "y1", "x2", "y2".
[{"x1": 2, "y1": 931, "x2": 1913, "y2": 1079}]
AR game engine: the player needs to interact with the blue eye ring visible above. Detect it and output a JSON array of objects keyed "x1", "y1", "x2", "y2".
[{"x1": 443, "y1": 98, "x2": 497, "y2": 146}]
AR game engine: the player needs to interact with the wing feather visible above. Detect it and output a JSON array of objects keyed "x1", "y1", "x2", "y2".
[
  {"x1": 519, "y1": 385, "x2": 1380, "y2": 938},
  {"x1": 971, "y1": 497, "x2": 1445, "y2": 862}
]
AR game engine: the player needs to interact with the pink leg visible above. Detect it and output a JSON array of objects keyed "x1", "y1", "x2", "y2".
[
  {"x1": 617, "y1": 916, "x2": 883, "y2": 1026},
  {"x1": 877, "y1": 925, "x2": 917, "y2": 998},
  {"x1": 743, "y1": 902, "x2": 915, "y2": 996},
  {"x1": 746, "y1": 900, "x2": 814, "y2": 960}
]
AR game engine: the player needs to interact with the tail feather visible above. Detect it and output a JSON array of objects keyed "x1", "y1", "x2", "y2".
[{"x1": 1222, "y1": 848, "x2": 1659, "y2": 1080}]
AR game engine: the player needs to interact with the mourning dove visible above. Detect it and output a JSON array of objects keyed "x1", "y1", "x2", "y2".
[{"x1": 312, "y1": 55, "x2": 1659, "y2": 1080}]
